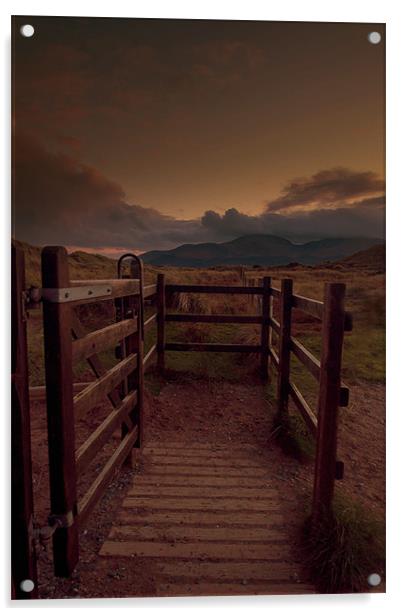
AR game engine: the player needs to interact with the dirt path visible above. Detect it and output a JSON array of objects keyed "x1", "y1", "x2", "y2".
[{"x1": 337, "y1": 383, "x2": 385, "y2": 517}]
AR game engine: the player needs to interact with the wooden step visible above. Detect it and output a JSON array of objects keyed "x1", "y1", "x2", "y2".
[
  {"x1": 99, "y1": 540, "x2": 292, "y2": 560},
  {"x1": 143, "y1": 447, "x2": 266, "y2": 460},
  {"x1": 116, "y1": 510, "x2": 284, "y2": 526},
  {"x1": 109, "y1": 524, "x2": 288, "y2": 542},
  {"x1": 155, "y1": 560, "x2": 305, "y2": 582},
  {"x1": 144, "y1": 442, "x2": 260, "y2": 451},
  {"x1": 127, "y1": 485, "x2": 278, "y2": 499},
  {"x1": 122, "y1": 496, "x2": 281, "y2": 511},
  {"x1": 142, "y1": 465, "x2": 269, "y2": 477},
  {"x1": 133, "y1": 474, "x2": 272, "y2": 488},
  {"x1": 156, "y1": 582, "x2": 316, "y2": 596},
  {"x1": 144, "y1": 455, "x2": 265, "y2": 468}
]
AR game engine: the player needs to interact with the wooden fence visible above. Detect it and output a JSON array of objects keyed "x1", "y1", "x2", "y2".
[
  {"x1": 154, "y1": 273, "x2": 352, "y2": 524},
  {"x1": 12, "y1": 246, "x2": 352, "y2": 593},
  {"x1": 39, "y1": 247, "x2": 158, "y2": 577}
]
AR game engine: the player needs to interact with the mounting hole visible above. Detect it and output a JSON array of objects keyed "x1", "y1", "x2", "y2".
[
  {"x1": 20, "y1": 579, "x2": 35, "y2": 593},
  {"x1": 367, "y1": 573, "x2": 381, "y2": 587},
  {"x1": 368, "y1": 31, "x2": 381, "y2": 45},
  {"x1": 20, "y1": 24, "x2": 35, "y2": 38}
]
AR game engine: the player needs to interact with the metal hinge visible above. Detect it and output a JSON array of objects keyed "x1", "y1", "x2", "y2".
[
  {"x1": 34, "y1": 511, "x2": 75, "y2": 552},
  {"x1": 41, "y1": 285, "x2": 113, "y2": 303}
]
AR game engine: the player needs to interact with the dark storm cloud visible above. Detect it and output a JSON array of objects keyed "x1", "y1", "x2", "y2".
[
  {"x1": 14, "y1": 136, "x2": 384, "y2": 253},
  {"x1": 201, "y1": 184, "x2": 385, "y2": 241},
  {"x1": 13, "y1": 134, "x2": 209, "y2": 251},
  {"x1": 266, "y1": 168, "x2": 385, "y2": 212},
  {"x1": 200, "y1": 167, "x2": 385, "y2": 241},
  {"x1": 201, "y1": 202, "x2": 385, "y2": 241}
]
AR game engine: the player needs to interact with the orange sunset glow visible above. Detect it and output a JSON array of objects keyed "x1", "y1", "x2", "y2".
[{"x1": 12, "y1": 17, "x2": 385, "y2": 255}]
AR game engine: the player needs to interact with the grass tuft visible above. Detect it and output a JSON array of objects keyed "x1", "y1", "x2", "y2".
[
  {"x1": 271, "y1": 409, "x2": 315, "y2": 462},
  {"x1": 303, "y1": 496, "x2": 385, "y2": 593}
]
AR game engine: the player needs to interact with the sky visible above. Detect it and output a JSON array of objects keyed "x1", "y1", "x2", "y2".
[{"x1": 12, "y1": 17, "x2": 385, "y2": 256}]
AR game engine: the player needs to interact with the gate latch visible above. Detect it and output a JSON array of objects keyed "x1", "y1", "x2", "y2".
[{"x1": 34, "y1": 511, "x2": 75, "y2": 552}]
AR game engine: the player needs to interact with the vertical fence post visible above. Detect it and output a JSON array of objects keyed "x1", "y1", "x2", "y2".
[
  {"x1": 277, "y1": 278, "x2": 293, "y2": 415},
  {"x1": 312, "y1": 283, "x2": 346, "y2": 525},
  {"x1": 11, "y1": 243, "x2": 38, "y2": 599},
  {"x1": 41, "y1": 246, "x2": 79, "y2": 577},
  {"x1": 260, "y1": 276, "x2": 271, "y2": 381},
  {"x1": 120, "y1": 291, "x2": 139, "y2": 464},
  {"x1": 157, "y1": 274, "x2": 166, "y2": 372},
  {"x1": 133, "y1": 260, "x2": 144, "y2": 449}
]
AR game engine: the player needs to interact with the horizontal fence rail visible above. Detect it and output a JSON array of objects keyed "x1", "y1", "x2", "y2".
[
  {"x1": 165, "y1": 343, "x2": 261, "y2": 353},
  {"x1": 165, "y1": 313, "x2": 263, "y2": 324},
  {"x1": 166, "y1": 283, "x2": 265, "y2": 295}
]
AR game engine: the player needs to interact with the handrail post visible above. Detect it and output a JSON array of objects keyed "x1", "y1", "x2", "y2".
[
  {"x1": 260, "y1": 276, "x2": 271, "y2": 381},
  {"x1": 120, "y1": 291, "x2": 142, "y2": 462},
  {"x1": 157, "y1": 274, "x2": 166, "y2": 372},
  {"x1": 42, "y1": 246, "x2": 79, "y2": 577},
  {"x1": 312, "y1": 283, "x2": 346, "y2": 525},
  {"x1": 277, "y1": 278, "x2": 293, "y2": 414},
  {"x1": 11, "y1": 242, "x2": 38, "y2": 598},
  {"x1": 124, "y1": 257, "x2": 144, "y2": 454}
]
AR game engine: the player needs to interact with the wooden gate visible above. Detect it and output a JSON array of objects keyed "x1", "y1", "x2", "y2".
[{"x1": 41, "y1": 246, "x2": 145, "y2": 576}]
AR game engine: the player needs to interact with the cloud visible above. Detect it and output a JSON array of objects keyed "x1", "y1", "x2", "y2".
[
  {"x1": 13, "y1": 135, "x2": 385, "y2": 254},
  {"x1": 200, "y1": 168, "x2": 385, "y2": 242},
  {"x1": 266, "y1": 167, "x2": 385, "y2": 213},
  {"x1": 13, "y1": 133, "x2": 211, "y2": 252},
  {"x1": 201, "y1": 201, "x2": 384, "y2": 242}
]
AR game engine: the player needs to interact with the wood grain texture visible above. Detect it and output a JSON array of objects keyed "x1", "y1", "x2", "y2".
[
  {"x1": 277, "y1": 279, "x2": 293, "y2": 414},
  {"x1": 312, "y1": 283, "x2": 346, "y2": 524},
  {"x1": 42, "y1": 246, "x2": 79, "y2": 577},
  {"x1": 72, "y1": 318, "x2": 137, "y2": 363},
  {"x1": 99, "y1": 441, "x2": 315, "y2": 596},
  {"x1": 157, "y1": 274, "x2": 166, "y2": 372},
  {"x1": 73, "y1": 353, "x2": 137, "y2": 420}
]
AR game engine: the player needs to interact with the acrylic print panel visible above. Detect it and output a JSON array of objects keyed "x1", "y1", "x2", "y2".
[{"x1": 11, "y1": 16, "x2": 385, "y2": 599}]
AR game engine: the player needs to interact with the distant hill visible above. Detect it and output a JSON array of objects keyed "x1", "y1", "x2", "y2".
[
  {"x1": 14, "y1": 237, "x2": 385, "y2": 286},
  {"x1": 340, "y1": 243, "x2": 385, "y2": 271},
  {"x1": 142, "y1": 234, "x2": 383, "y2": 267}
]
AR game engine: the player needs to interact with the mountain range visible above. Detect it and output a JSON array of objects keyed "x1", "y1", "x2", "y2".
[{"x1": 141, "y1": 235, "x2": 383, "y2": 267}]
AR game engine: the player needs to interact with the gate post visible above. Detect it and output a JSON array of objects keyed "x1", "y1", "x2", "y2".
[
  {"x1": 260, "y1": 276, "x2": 271, "y2": 381},
  {"x1": 129, "y1": 257, "x2": 144, "y2": 450},
  {"x1": 157, "y1": 274, "x2": 166, "y2": 372},
  {"x1": 11, "y1": 242, "x2": 38, "y2": 599},
  {"x1": 41, "y1": 246, "x2": 79, "y2": 577},
  {"x1": 312, "y1": 283, "x2": 346, "y2": 525},
  {"x1": 277, "y1": 279, "x2": 293, "y2": 414}
]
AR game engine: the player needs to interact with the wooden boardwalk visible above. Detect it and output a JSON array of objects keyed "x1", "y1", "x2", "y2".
[{"x1": 100, "y1": 442, "x2": 316, "y2": 597}]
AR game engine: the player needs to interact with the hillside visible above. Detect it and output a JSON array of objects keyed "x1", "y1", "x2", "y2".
[
  {"x1": 142, "y1": 235, "x2": 382, "y2": 267},
  {"x1": 14, "y1": 237, "x2": 385, "y2": 286},
  {"x1": 340, "y1": 243, "x2": 385, "y2": 271},
  {"x1": 13, "y1": 240, "x2": 117, "y2": 287}
]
